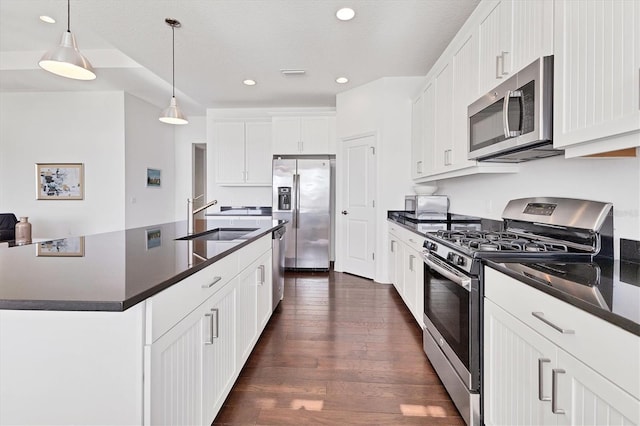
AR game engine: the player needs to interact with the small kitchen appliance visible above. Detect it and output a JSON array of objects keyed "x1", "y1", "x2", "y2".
[
  {"x1": 421, "y1": 197, "x2": 613, "y2": 426},
  {"x1": 404, "y1": 195, "x2": 449, "y2": 220}
]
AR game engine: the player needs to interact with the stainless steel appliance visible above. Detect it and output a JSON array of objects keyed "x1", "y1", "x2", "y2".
[
  {"x1": 421, "y1": 197, "x2": 614, "y2": 426},
  {"x1": 404, "y1": 195, "x2": 449, "y2": 220},
  {"x1": 467, "y1": 56, "x2": 560, "y2": 163},
  {"x1": 272, "y1": 226, "x2": 286, "y2": 311},
  {"x1": 273, "y1": 157, "x2": 331, "y2": 270}
]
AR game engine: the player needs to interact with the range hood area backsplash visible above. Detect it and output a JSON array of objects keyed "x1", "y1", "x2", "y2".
[{"x1": 436, "y1": 154, "x2": 640, "y2": 259}]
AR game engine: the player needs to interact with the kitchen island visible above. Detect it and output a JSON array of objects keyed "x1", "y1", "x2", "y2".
[{"x1": 0, "y1": 219, "x2": 285, "y2": 425}]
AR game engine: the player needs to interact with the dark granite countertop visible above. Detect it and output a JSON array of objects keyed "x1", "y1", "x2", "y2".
[
  {"x1": 0, "y1": 219, "x2": 285, "y2": 312},
  {"x1": 485, "y1": 259, "x2": 640, "y2": 336},
  {"x1": 206, "y1": 206, "x2": 272, "y2": 216},
  {"x1": 387, "y1": 210, "x2": 502, "y2": 236}
]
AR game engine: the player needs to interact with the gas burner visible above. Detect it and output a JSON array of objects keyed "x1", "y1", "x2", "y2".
[
  {"x1": 524, "y1": 242, "x2": 547, "y2": 252},
  {"x1": 467, "y1": 239, "x2": 491, "y2": 249},
  {"x1": 477, "y1": 242, "x2": 519, "y2": 252},
  {"x1": 484, "y1": 231, "x2": 519, "y2": 241}
]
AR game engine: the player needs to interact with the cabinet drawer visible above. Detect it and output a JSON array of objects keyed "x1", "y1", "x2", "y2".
[
  {"x1": 485, "y1": 267, "x2": 640, "y2": 398},
  {"x1": 395, "y1": 225, "x2": 425, "y2": 252},
  {"x1": 236, "y1": 235, "x2": 271, "y2": 271},
  {"x1": 146, "y1": 254, "x2": 237, "y2": 343}
]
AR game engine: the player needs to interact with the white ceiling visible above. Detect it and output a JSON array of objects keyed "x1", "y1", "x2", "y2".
[{"x1": 0, "y1": 0, "x2": 480, "y2": 116}]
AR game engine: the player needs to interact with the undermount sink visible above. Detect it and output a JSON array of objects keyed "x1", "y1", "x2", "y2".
[{"x1": 175, "y1": 228, "x2": 258, "y2": 242}]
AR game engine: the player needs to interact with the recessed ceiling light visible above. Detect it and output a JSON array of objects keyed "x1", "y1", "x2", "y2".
[
  {"x1": 336, "y1": 77, "x2": 349, "y2": 84},
  {"x1": 243, "y1": 79, "x2": 256, "y2": 86},
  {"x1": 336, "y1": 8, "x2": 355, "y2": 21},
  {"x1": 39, "y1": 15, "x2": 56, "y2": 24}
]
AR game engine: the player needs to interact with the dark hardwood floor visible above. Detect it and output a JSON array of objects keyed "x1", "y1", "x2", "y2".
[{"x1": 213, "y1": 270, "x2": 464, "y2": 425}]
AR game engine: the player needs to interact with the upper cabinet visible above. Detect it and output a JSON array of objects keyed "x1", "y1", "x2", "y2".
[
  {"x1": 272, "y1": 115, "x2": 336, "y2": 155},
  {"x1": 553, "y1": 0, "x2": 640, "y2": 157},
  {"x1": 477, "y1": 0, "x2": 553, "y2": 94},
  {"x1": 213, "y1": 120, "x2": 272, "y2": 186},
  {"x1": 411, "y1": 95, "x2": 425, "y2": 179}
]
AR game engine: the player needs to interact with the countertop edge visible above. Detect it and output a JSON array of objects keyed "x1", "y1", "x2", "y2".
[{"x1": 484, "y1": 260, "x2": 640, "y2": 337}]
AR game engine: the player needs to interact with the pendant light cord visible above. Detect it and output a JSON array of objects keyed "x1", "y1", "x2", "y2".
[
  {"x1": 67, "y1": 0, "x2": 70, "y2": 32},
  {"x1": 172, "y1": 24, "x2": 175, "y2": 98}
]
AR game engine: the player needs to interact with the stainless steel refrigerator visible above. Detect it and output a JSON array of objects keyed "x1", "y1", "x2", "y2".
[{"x1": 273, "y1": 157, "x2": 330, "y2": 270}]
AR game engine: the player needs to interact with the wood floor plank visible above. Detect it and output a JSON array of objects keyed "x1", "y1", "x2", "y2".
[{"x1": 213, "y1": 270, "x2": 463, "y2": 425}]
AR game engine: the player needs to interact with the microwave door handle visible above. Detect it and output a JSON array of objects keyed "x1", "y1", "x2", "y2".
[
  {"x1": 503, "y1": 90, "x2": 524, "y2": 138},
  {"x1": 422, "y1": 252, "x2": 471, "y2": 292}
]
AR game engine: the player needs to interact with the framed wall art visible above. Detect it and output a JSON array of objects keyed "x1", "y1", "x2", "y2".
[
  {"x1": 36, "y1": 163, "x2": 84, "y2": 200},
  {"x1": 37, "y1": 237, "x2": 85, "y2": 257},
  {"x1": 147, "y1": 168, "x2": 161, "y2": 187}
]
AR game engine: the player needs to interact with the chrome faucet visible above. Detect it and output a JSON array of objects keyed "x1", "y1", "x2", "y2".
[{"x1": 187, "y1": 195, "x2": 217, "y2": 234}]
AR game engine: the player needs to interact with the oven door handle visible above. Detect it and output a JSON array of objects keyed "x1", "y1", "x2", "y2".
[{"x1": 422, "y1": 252, "x2": 471, "y2": 292}]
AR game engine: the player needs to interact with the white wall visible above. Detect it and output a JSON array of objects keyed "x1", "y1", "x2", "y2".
[
  {"x1": 336, "y1": 77, "x2": 424, "y2": 283},
  {"x1": 174, "y1": 116, "x2": 206, "y2": 220},
  {"x1": 124, "y1": 94, "x2": 176, "y2": 228},
  {"x1": 0, "y1": 92, "x2": 126, "y2": 238},
  {"x1": 436, "y1": 153, "x2": 640, "y2": 258}
]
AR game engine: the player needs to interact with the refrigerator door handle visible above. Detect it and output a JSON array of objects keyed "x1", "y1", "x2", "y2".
[
  {"x1": 294, "y1": 173, "x2": 301, "y2": 228},
  {"x1": 292, "y1": 173, "x2": 298, "y2": 229}
]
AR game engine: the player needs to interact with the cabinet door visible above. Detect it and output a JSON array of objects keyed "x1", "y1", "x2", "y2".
[
  {"x1": 202, "y1": 282, "x2": 237, "y2": 425},
  {"x1": 388, "y1": 233, "x2": 399, "y2": 286},
  {"x1": 256, "y1": 252, "x2": 273, "y2": 332},
  {"x1": 214, "y1": 122, "x2": 246, "y2": 184},
  {"x1": 236, "y1": 259, "x2": 259, "y2": 366},
  {"x1": 484, "y1": 299, "x2": 558, "y2": 426},
  {"x1": 147, "y1": 303, "x2": 206, "y2": 426},
  {"x1": 411, "y1": 95, "x2": 425, "y2": 179},
  {"x1": 272, "y1": 117, "x2": 301, "y2": 154},
  {"x1": 244, "y1": 122, "x2": 272, "y2": 185},
  {"x1": 301, "y1": 116, "x2": 331, "y2": 154},
  {"x1": 402, "y1": 245, "x2": 418, "y2": 316},
  {"x1": 511, "y1": 0, "x2": 553, "y2": 74},
  {"x1": 478, "y1": 0, "x2": 512, "y2": 93},
  {"x1": 451, "y1": 32, "x2": 479, "y2": 170},
  {"x1": 393, "y1": 239, "x2": 405, "y2": 297},
  {"x1": 554, "y1": 0, "x2": 640, "y2": 149},
  {"x1": 433, "y1": 62, "x2": 453, "y2": 171},
  {"x1": 555, "y1": 350, "x2": 640, "y2": 426},
  {"x1": 422, "y1": 81, "x2": 436, "y2": 176}
]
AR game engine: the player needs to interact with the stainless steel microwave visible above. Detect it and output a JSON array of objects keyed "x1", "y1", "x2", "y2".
[
  {"x1": 404, "y1": 195, "x2": 449, "y2": 220},
  {"x1": 467, "y1": 56, "x2": 561, "y2": 163}
]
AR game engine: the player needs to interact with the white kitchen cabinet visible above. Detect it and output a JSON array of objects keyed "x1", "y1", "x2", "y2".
[
  {"x1": 477, "y1": 0, "x2": 552, "y2": 94},
  {"x1": 213, "y1": 120, "x2": 272, "y2": 186},
  {"x1": 553, "y1": 0, "x2": 640, "y2": 156},
  {"x1": 272, "y1": 115, "x2": 336, "y2": 155},
  {"x1": 388, "y1": 223, "x2": 424, "y2": 327},
  {"x1": 256, "y1": 251, "x2": 273, "y2": 332},
  {"x1": 484, "y1": 267, "x2": 640, "y2": 426},
  {"x1": 411, "y1": 95, "x2": 425, "y2": 179},
  {"x1": 433, "y1": 62, "x2": 454, "y2": 172}
]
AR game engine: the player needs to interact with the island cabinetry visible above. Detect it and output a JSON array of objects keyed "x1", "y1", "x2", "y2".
[
  {"x1": 272, "y1": 115, "x2": 336, "y2": 155},
  {"x1": 484, "y1": 267, "x2": 640, "y2": 426},
  {"x1": 553, "y1": 0, "x2": 640, "y2": 156},
  {"x1": 388, "y1": 222, "x2": 424, "y2": 327},
  {"x1": 212, "y1": 120, "x2": 272, "y2": 186}
]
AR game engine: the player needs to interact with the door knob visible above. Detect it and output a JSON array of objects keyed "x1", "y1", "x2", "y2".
[{"x1": 341, "y1": 210, "x2": 349, "y2": 215}]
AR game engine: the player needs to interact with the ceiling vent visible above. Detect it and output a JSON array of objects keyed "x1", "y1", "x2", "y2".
[{"x1": 280, "y1": 69, "x2": 306, "y2": 76}]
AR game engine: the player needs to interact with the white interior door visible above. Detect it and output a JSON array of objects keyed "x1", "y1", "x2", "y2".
[{"x1": 341, "y1": 135, "x2": 376, "y2": 279}]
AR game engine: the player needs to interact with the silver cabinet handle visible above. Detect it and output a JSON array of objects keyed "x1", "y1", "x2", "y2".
[
  {"x1": 417, "y1": 160, "x2": 423, "y2": 174},
  {"x1": 409, "y1": 254, "x2": 415, "y2": 272},
  {"x1": 258, "y1": 265, "x2": 265, "y2": 285},
  {"x1": 202, "y1": 276, "x2": 222, "y2": 289},
  {"x1": 501, "y1": 51, "x2": 510, "y2": 75},
  {"x1": 551, "y1": 368, "x2": 566, "y2": 414},
  {"x1": 538, "y1": 358, "x2": 551, "y2": 401},
  {"x1": 496, "y1": 55, "x2": 502, "y2": 79},
  {"x1": 204, "y1": 309, "x2": 219, "y2": 344},
  {"x1": 390, "y1": 240, "x2": 396, "y2": 253},
  {"x1": 532, "y1": 312, "x2": 575, "y2": 334}
]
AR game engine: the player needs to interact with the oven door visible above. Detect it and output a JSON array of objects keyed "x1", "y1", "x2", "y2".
[{"x1": 422, "y1": 252, "x2": 480, "y2": 391}]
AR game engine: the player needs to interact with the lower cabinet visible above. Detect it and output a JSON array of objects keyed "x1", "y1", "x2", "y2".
[
  {"x1": 388, "y1": 223, "x2": 424, "y2": 327},
  {"x1": 146, "y1": 236, "x2": 273, "y2": 426},
  {"x1": 484, "y1": 267, "x2": 640, "y2": 426}
]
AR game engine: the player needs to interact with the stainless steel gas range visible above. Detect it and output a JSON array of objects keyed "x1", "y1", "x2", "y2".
[{"x1": 421, "y1": 197, "x2": 614, "y2": 426}]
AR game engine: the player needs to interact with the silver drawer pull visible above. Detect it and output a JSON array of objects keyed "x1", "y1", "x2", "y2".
[
  {"x1": 202, "y1": 276, "x2": 222, "y2": 289},
  {"x1": 538, "y1": 358, "x2": 551, "y2": 401},
  {"x1": 552, "y1": 368, "x2": 566, "y2": 414},
  {"x1": 532, "y1": 312, "x2": 575, "y2": 334}
]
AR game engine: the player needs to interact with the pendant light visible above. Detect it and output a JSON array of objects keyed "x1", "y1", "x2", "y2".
[
  {"x1": 159, "y1": 18, "x2": 188, "y2": 125},
  {"x1": 38, "y1": 0, "x2": 96, "y2": 81}
]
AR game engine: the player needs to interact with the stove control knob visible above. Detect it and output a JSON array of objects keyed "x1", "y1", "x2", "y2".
[
  {"x1": 456, "y1": 256, "x2": 466, "y2": 267},
  {"x1": 428, "y1": 242, "x2": 438, "y2": 251},
  {"x1": 447, "y1": 253, "x2": 454, "y2": 261}
]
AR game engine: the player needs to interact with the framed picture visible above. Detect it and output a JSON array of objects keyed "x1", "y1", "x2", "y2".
[
  {"x1": 147, "y1": 168, "x2": 161, "y2": 187},
  {"x1": 36, "y1": 163, "x2": 84, "y2": 200},
  {"x1": 37, "y1": 237, "x2": 85, "y2": 257},
  {"x1": 146, "y1": 228, "x2": 162, "y2": 250}
]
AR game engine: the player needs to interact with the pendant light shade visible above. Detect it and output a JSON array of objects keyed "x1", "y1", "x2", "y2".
[
  {"x1": 38, "y1": 0, "x2": 96, "y2": 81},
  {"x1": 159, "y1": 18, "x2": 188, "y2": 125}
]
